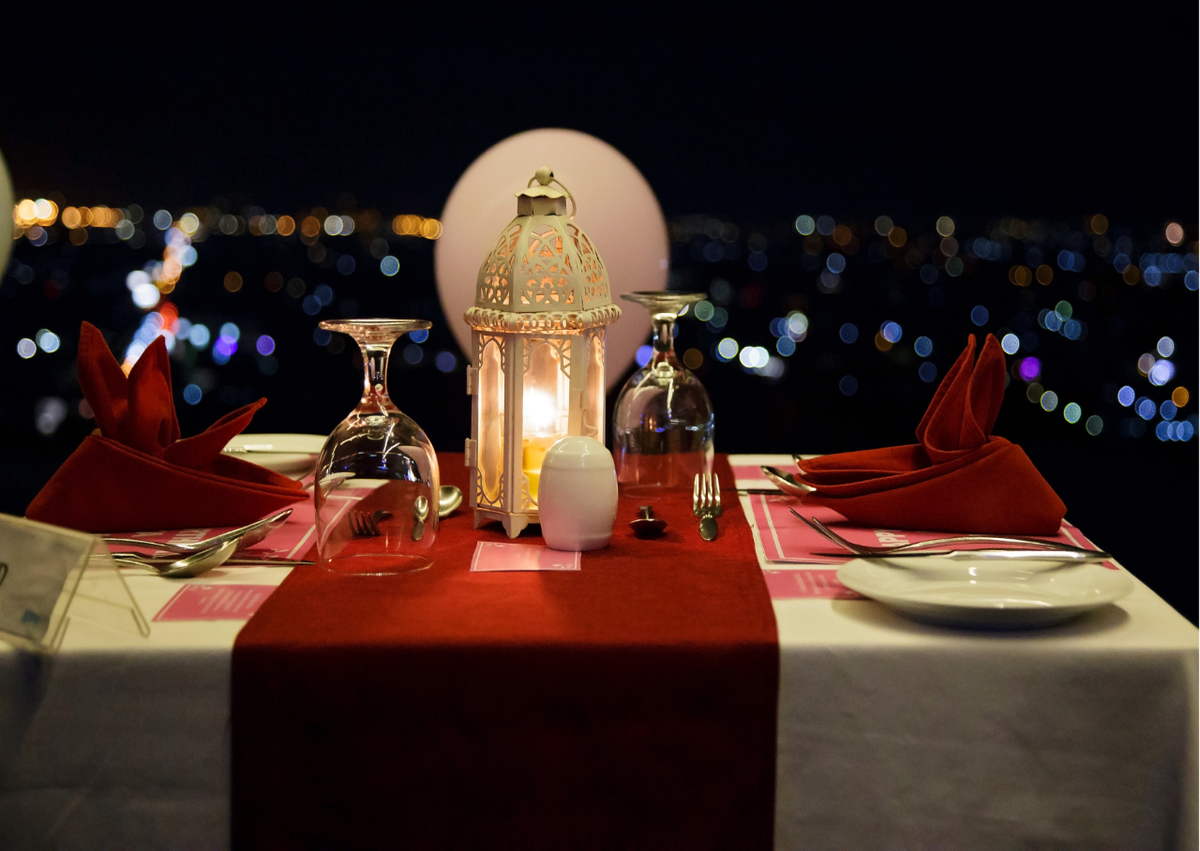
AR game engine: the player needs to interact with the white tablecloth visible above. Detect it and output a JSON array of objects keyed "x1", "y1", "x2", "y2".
[{"x1": 1, "y1": 456, "x2": 1195, "y2": 850}]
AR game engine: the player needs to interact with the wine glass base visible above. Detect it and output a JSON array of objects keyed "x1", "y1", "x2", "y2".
[
  {"x1": 320, "y1": 554, "x2": 432, "y2": 575},
  {"x1": 617, "y1": 482, "x2": 696, "y2": 498},
  {"x1": 615, "y1": 451, "x2": 713, "y2": 495}
]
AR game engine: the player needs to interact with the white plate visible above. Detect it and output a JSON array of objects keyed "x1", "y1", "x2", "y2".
[
  {"x1": 223, "y1": 433, "x2": 326, "y2": 476},
  {"x1": 837, "y1": 556, "x2": 1134, "y2": 629}
]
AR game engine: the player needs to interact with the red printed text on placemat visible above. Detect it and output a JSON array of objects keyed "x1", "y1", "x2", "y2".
[
  {"x1": 154, "y1": 584, "x2": 279, "y2": 621},
  {"x1": 763, "y1": 568, "x2": 862, "y2": 600}
]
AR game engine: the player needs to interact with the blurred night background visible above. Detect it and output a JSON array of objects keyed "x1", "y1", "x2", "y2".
[{"x1": 1, "y1": 7, "x2": 1195, "y2": 620}]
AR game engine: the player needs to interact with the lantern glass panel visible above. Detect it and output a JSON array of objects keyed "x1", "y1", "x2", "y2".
[
  {"x1": 584, "y1": 331, "x2": 605, "y2": 441},
  {"x1": 478, "y1": 337, "x2": 504, "y2": 505},
  {"x1": 521, "y1": 339, "x2": 570, "y2": 501}
]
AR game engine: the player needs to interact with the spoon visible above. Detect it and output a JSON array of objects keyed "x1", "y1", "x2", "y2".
[
  {"x1": 103, "y1": 508, "x2": 294, "y2": 554},
  {"x1": 111, "y1": 536, "x2": 243, "y2": 578},
  {"x1": 761, "y1": 466, "x2": 815, "y2": 497},
  {"x1": 438, "y1": 485, "x2": 463, "y2": 519},
  {"x1": 413, "y1": 495, "x2": 430, "y2": 541},
  {"x1": 629, "y1": 505, "x2": 668, "y2": 538}
]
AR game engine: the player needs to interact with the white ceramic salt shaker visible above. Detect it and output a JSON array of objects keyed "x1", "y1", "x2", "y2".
[{"x1": 538, "y1": 436, "x2": 618, "y2": 552}]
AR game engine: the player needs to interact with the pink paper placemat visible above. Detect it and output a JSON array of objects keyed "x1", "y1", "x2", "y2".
[
  {"x1": 154, "y1": 584, "x2": 279, "y2": 621},
  {"x1": 747, "y1": 492, "x2": 1110, "y2": 565}
]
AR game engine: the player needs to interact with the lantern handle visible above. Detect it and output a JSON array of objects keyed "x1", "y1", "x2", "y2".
[{"x1": 529, "y1": 167, "x2": 576, "y2": 219}]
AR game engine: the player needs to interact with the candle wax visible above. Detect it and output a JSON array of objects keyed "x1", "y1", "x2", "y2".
[{"x1": 522, "y1": 435, "x2": 558, "y2": 501}]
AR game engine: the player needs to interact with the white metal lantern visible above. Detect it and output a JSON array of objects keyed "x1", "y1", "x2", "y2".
[{"x1": 464, "y1": 167, "x2": 621, "y2": 537}]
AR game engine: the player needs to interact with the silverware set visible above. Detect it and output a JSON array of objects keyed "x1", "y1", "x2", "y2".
[
  {"x1": 107, "y1": 537, "x2": 245, "y2": 578},
  {"x1": 756, "y1": 460, "x2": 1112, "y2": 562},
  {"x1": 105, "y1": 543, "x2": 315, "y2": 578},
  {"x1": 99, "y1": 509, "x2": 312, "y2": 578},
  {"x1": 787, "y1": 508, "x2": 1110, "y2": 562},
  {"x1": 100, "y1": 485, "x2": 465, "y2": 579},
  {"x1": 692, "y1": 472, "x2": 722, "y2": 542},
  {"x1": 103, "y1": 508, "x2": 294, "y2": 554}
]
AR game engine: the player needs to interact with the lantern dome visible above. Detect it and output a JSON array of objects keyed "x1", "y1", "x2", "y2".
[{"x1": 465, "y1": 167, "x2": 621, "y2": 334}]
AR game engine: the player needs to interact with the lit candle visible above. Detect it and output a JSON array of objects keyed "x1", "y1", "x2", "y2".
[
  {"x1": 522, "y1": 389, "x2": 561, "y2": 500},
  {"x1": 522, "y1": 434, "x2": 557, "y2": 499}
]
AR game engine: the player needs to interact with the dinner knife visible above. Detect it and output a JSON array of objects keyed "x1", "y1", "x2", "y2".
[
  {"x1": 222, "y1": 445, "x2": 317, "y2": 454},
  {"x1": 108, "y1": 552, "x2": 314, "y2": 566}
]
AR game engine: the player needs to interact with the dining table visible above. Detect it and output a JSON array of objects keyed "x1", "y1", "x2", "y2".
[{"x1": 0, "y1": 453, "x2": 1195, "y2": 851}]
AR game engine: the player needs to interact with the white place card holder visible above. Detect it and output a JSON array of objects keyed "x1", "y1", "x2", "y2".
[{"x1": 0, "y1": 514, "x2": 148, "y2": 652}]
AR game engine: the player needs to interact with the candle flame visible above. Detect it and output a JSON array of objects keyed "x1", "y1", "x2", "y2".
[{"x1": 524, "y1": 389, "x2": 558, "y2": 435}]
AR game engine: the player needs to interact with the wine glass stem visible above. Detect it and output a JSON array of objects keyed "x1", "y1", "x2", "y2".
[
  {"x1": 360, "y1": 341, "x2": 393, "y2": 407},
  {"x1": 652, "y1": 313, "x2": 676, "y2": 355}
]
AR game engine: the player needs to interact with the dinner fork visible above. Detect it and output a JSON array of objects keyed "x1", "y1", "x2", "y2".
[
  {"x1": 692, "y1": 472, "x2": 722, "y2": 542},
  {"x1": 349, "y1": 509, "x2": 392, "y2": 537},
  {"x1": 788, "y1": 509, "x2": 1106, "y2": 557}
]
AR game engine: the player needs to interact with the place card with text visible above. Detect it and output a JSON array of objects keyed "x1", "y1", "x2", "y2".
[{"x1": 469, "y1": 542, "x2": 581, "y2": 572}]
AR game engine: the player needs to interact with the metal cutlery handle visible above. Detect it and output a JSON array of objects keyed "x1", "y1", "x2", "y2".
[
  {"x1": 790, "y1": 509, "x2": 1104, "y2": 557},
  {"x1": 222, "y1": 446, "x2": 313, "y2": 454},
  {"x1": 413, "y1": 496, "x2": 429, "y2": 542},
  {"x1": 104, "y1": 537, "x2": 195, "y2": 553},
  {"x1": 108, "y1": 551, "x2": 314, "y2": 567}
]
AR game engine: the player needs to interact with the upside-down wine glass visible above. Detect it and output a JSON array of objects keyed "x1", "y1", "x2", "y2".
[
  {"x1": 314, "y1": 319, "x2": 439, "y2": 574},
  {"x1": 611, "y1": 292, "x2": 714, "y2": 494}
]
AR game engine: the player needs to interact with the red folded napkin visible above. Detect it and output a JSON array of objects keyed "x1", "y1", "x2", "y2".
[
  {"x1": 796, "y1": 334, "x2": 1066, "y2": 535},
  {"x1": 26, "y1": 322, "x2": 307, "y2": 533}
]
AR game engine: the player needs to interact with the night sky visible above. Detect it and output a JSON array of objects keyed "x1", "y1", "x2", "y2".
[{"x1": 3, "y1": 5, "x2": 1195, "y2": 223}]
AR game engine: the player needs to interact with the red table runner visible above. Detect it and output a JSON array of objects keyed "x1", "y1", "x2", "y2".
[{"x1": 231, "y1": 454, "x2": 778, "y2": 850}]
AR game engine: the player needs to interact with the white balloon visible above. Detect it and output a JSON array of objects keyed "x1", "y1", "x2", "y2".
[
  {"x1": 0, "y1": 149, "x2": 13, "y2": 276},
  {"x1": 435, "y1": 128, "x2": 669, "y2": 389}
]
